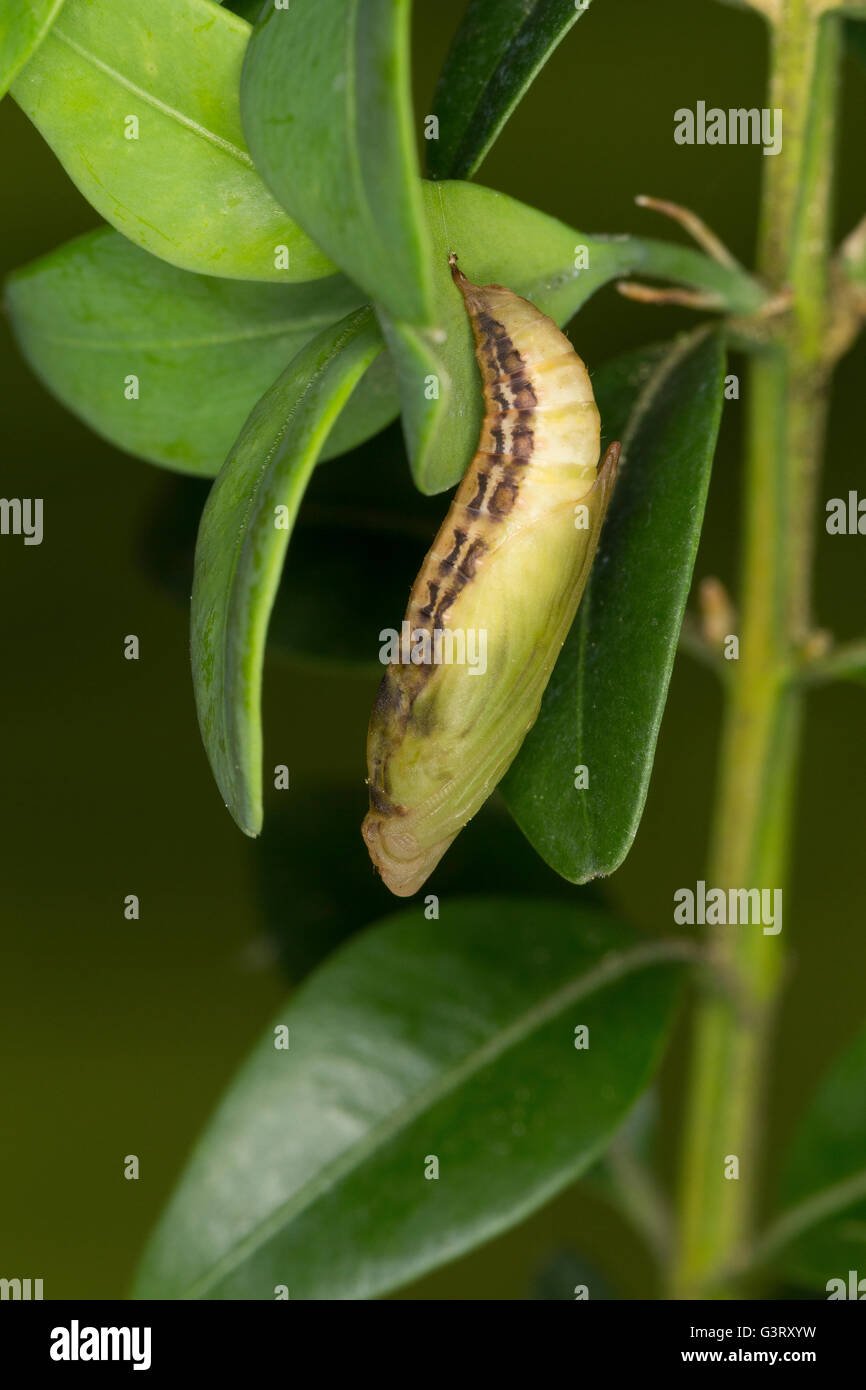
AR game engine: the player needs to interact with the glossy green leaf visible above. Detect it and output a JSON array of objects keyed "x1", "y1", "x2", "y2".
[
  {"x1": 769, "y1": 1024, "x2": 866, "y2": 1290},
  {"x1": 191, "y1": 307, "x2": 384, "y2": 836},
  {"x1": 242, "y1": 0, "x2": 433, "y2": 323},
  {"x1": 262, "y1": 447, "x2": 436, "y2": 671},
  {"x1": 428, "y1": 0, "x2": 592, "y2": 180},
  {"x1": 383, "y1": 180, "x2": 764, "y2": 494},
  {"x1": 0, "y1": 0, "x2": 64, "y2": 96},
  {"x1": 133, "y1": 896, "x2": 684, "y2": 1300},
  {"x1": 5, "y1": 229, "x2": 397, "y2": 475},
  {"x1": 11, "y1": 0, "x2": 333, "y2": 282},
  {"x1": 502, "y1": 330, "x2": 725, "y2": 882},
  {"x1": 140, "y1": 427, "x2": 440, "y2": 682}
]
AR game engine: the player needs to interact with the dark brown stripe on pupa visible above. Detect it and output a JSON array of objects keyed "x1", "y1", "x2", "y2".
[
  {"x1": 468, "y1": 470, "x2": 490, "y2": 511},
  {"x1": 434, "y1": 573, "x2": 469, "y2": 623},
  {"x1": 477, "y1": 312, "x2": 508, "y2": 344},
  {"x1": 498, "y1": 346, "x2": 525, "y2": 376},
  {"x1": 418, "y1": 579, "x2": 440, "y2": 618},
  {"x1": 511, "y1": 425, "x2": 530, "y2": 458},
  {"x1": 459, "y1": 536, "x2": 487, "y2": 578},
  {"x1": 443, "y1": 529, "x2": 466, "y2": 568},
  {"x1": 487, "y1": 323, "x2": 532, "y2": 384},
  {"x1": 510, "y1": 374, "x2": 538, "y2": 409},
  {"x1": 489, "y1": 479, "x2": 519, "y2": 517}
]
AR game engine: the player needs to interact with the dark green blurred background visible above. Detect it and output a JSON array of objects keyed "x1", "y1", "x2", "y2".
[{"x1": 1, "y1": 0, "x2": 864, "y2": 1299}]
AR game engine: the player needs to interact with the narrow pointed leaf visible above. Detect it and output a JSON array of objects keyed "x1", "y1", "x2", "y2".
[
  {"x1": 5, "y1": 229, "x2": 398, "y2": 475},
  {"x1": 143, "y1": 437, "x2": 442, "y2": 676},
  {"x1": 12, "y1": 0, "x2": 333, "y2": 281},
  {"x1": 133, "y1": 896, "x2": 684, "y2": 1300},
  {"x1": 0, "y1": 0, "x2": 65, "y2": 96},
  {"x1": 428, "y1": 0, "x2": 592, "y2": 180},
  {"x1": 191, "y1": 307, "x2": 384, "y2": 835},
  {"x1": 502, "y1": 330, "x2": 726, "y2": 882},
  {"x1": 769, "y1": 1024, "x2": 866, "y2": 1290},
  {"x1": 262, "y1": 432, "x2": 440, "y2": 670},
  {"x1": 382, "y1": 180, "x2": 764, "y2": 494},
  {"x1": 242, "y1": 0, "x2": 433, "y2": 324}
]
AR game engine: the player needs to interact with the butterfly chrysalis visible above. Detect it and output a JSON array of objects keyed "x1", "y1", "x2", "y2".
[{"x1": 362, "y1": 256, "x2": 620, "y2": 896}]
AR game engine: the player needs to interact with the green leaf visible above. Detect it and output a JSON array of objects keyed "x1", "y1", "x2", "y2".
[
  {"x1": 502, "y1": 330, "x2": 726, "y2": 882},
  {"x1": 768, "y1": 1024, "x2": 866, "y2": 1290},
  {"x1": 262, "y1": 445, "x2": 437, "y2": 671},
  {"x1": 242, "y1": 0, "x2": 433, "y2": 324},
  {"x1": 5, "y1": 229, "x2": 398, "y2": 475},
  {"x1": 428, "y1": 0, "x2": 592, "y2": 181},
  {"x1": 316, "y1": 351, "x2": 399, "y2": 461},
  {"x1": 191, "y1": 307, "x2": 384, "y2": 836},
  {"x1": 133, "y1": 896, "x2": 684, "y2": 1300},
  {"x1": 11, "y1": 0, "x2": 333, "y2": 282},
  {"x1": 383, "y1": 180, "x2": 764, "y2": 494},
  {"x1": 141, "y1": 426, "x2": 440, "y2": 680},
  {"x1": 0, "y1": 0, "x2": 64, "y2": 97}
]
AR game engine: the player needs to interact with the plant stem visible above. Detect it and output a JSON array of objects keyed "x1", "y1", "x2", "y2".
[{"x1": 671, "y1": 2, "x2": 840, "y2": 1297}]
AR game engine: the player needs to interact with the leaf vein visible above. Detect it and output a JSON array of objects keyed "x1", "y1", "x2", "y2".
[{"x1": 50, "y1": 23, "x2": 255, "y2": 168}]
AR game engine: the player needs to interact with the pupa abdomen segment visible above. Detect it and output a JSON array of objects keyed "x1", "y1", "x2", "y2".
[{"x1": 362, "y1": 256, "x2": 620, "y2": 896}]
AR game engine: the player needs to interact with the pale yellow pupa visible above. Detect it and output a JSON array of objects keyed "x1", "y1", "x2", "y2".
[{"x1": 362, "y1": 257, "x2": 619, "y2": 896}]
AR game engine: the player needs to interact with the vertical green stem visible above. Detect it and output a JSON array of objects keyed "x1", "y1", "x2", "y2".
[{"x1": 672, "y1": 2, "x2": 840, "y2": 1297}]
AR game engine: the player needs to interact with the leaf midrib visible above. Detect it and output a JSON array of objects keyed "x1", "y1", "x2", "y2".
[
  {"x1": 49, "y1": 22, "x2": 256, "y2": 169},
  {"x1": 180, "y1": 938, "x2": 688, "y2": 1299},
  {"x1": 449, "y1": 2, "x2": 584, "y2": 178}
]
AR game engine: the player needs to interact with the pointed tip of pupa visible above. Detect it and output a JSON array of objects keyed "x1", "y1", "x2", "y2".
[
  {"x1": 448, "y1": 251, "x2": 466, "y2": 285},
  {"x1": 448, "y1": 254, "x2": 513, "y2": 308},
  {"x1": 450, "y1": 254, "x2": 490, "y2": 316}
]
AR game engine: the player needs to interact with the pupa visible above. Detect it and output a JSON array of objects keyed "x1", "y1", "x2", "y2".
[{"x1": 362, "y1": 256, "x2": 619, "y2": 896}]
